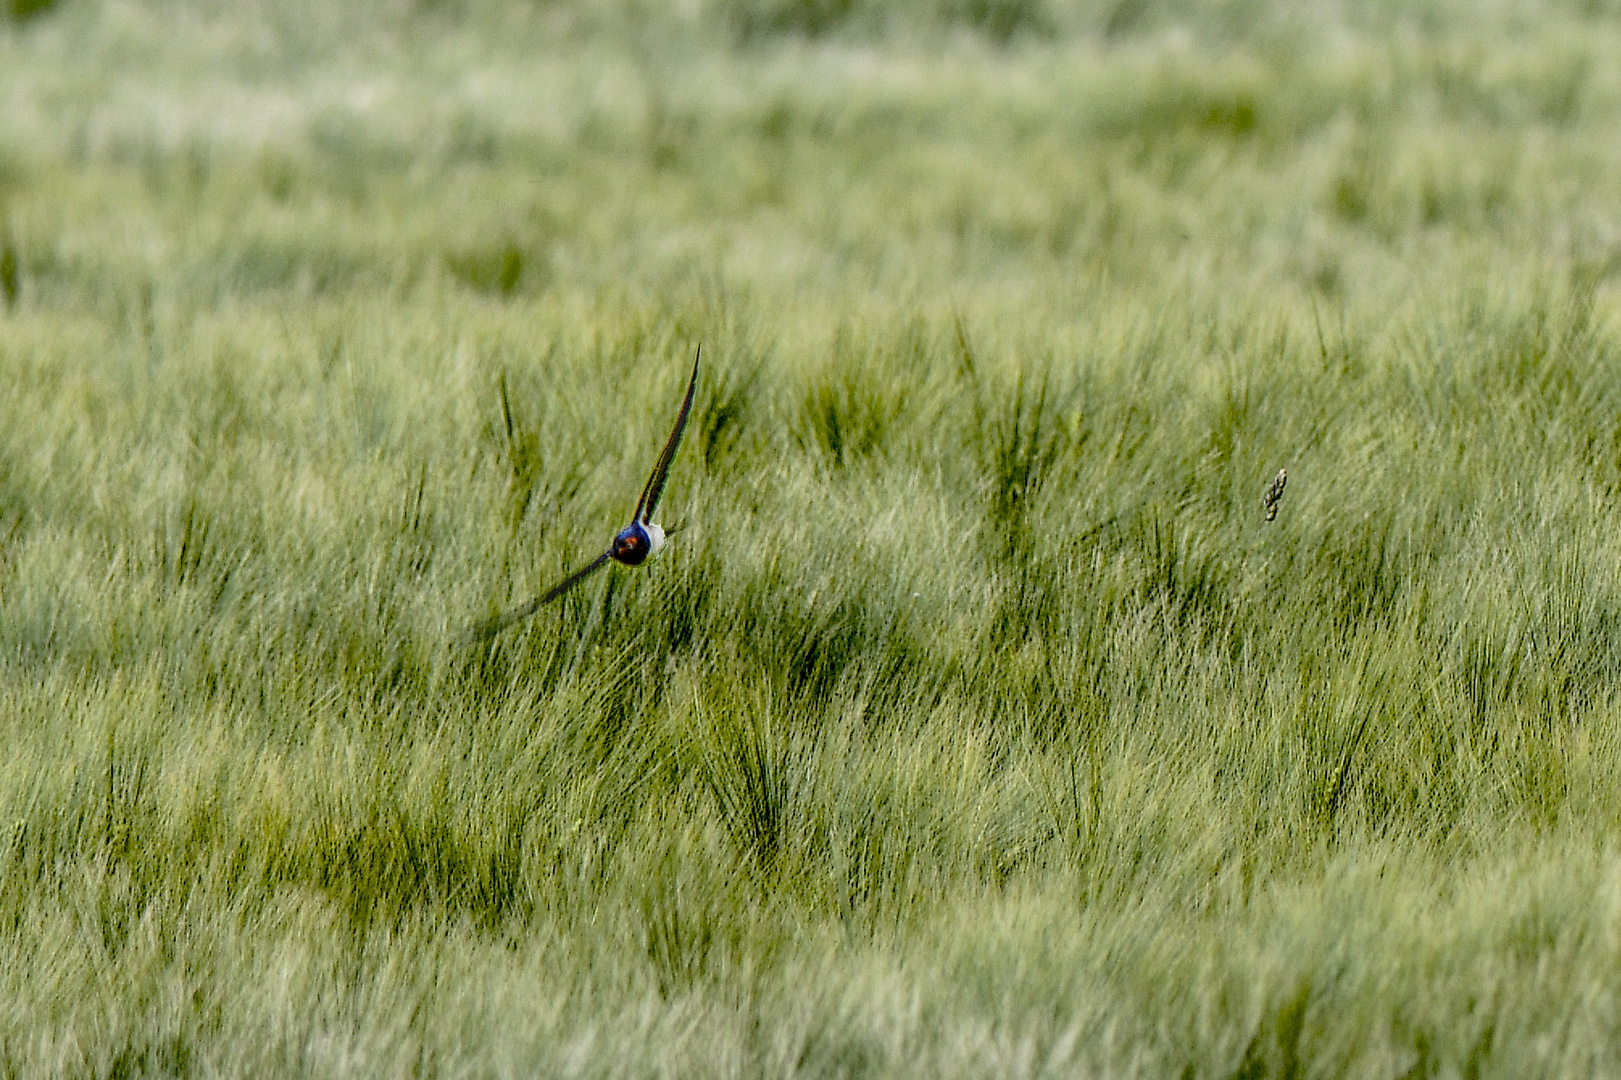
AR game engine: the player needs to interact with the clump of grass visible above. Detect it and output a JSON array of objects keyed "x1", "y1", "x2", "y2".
[
  {"x1": 721, "y1": 0, "x2": 1048, "y2": 41},
  {"x1": 0, "y1": 232, "x2": 16, "y2": 308},
  {"x1": 793, "y1": 325, "x2": 917, "y2": 466},
  {"x1": 2, "y1": 0, "x2": 58, "y2": 23},
  {"x1": 686, "y1": 681, "x2": 789, "y2": 882},
  {"x1": 956, "y1": 319, "x2": 1072, "y2": 565}
]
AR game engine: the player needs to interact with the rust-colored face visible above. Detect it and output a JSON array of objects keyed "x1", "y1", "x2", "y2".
[{"x1": 611, "y1": 523, "x2": 651, "y2": 566}]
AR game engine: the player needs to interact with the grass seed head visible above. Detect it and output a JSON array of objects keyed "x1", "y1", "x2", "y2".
[{"x1": 1263, "y1": 468, "x2": 1288, "y2": 522}]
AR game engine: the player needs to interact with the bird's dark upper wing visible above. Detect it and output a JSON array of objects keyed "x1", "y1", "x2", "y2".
[
  {"x1": 538, "y1": 549, "x2": 615, "y2": 603},
  {"x1": 465, "y1": 550, "x2": 612, "y2": 642},
  {"x1": 634, "y1": 346, "x2": 700, "y2": 524}
]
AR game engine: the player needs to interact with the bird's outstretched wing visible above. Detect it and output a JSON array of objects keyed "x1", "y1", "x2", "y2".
[
  {"x1": 465, "y1": 550, "x2": 612, "y2": 642},
  {"x1": 634, "y1": 346, "x2": 700, "y2": 524}
]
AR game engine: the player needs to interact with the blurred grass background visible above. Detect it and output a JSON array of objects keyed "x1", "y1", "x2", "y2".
[{"x1": 6, "y1": 0, "x2": 1621, "y2": 1075}]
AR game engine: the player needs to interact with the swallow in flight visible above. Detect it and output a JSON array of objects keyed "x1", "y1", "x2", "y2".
[{"x1": 469, "y1": 347, "x2": 700, "y2": 641}]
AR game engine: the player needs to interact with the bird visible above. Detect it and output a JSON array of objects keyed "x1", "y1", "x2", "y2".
[{"x1": 468, "y1": 347, "x2": 700, "y2": 642}]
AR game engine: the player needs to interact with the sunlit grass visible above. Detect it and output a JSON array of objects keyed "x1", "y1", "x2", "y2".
[{"x1": 5, "y1": 0, "x2": 1621, "y2": 1075}]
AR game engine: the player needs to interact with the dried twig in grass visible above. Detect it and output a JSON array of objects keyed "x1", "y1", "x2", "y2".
[{"x1": 1263, "y1": 468, "x2": 1288, "y2": 522}]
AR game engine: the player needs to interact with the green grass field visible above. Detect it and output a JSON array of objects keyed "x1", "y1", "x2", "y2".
[{"x1": 7, "y1": 0, "x2": 1621, "y2": 1074}]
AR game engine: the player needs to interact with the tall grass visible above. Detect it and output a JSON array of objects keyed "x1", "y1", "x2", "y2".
[{"x1": 5, "y1": 0, "x2": 1621, "y2": 1074}]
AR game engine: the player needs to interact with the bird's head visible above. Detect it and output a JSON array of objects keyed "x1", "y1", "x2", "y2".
[{"x1": 611, "y1": 521, "x2": 666, "y2": 566}]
